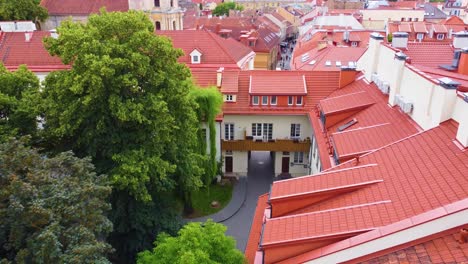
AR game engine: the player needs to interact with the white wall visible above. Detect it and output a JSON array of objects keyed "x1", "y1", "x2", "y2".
[
  {"x1": 453, "y1": 96, "x2": 468, "y2": 147},
  {"x1": 274, "y1": 151, "x2": 309, "y2": 177},
  {"x1": 361, "y1": 10, "x2": 425, "y2": 30},
  {"x1": 42, "y1": 15, "x2": 89, "y2": 30},
  {"x1": 222, "y1": 114, "x2": 312, "y2": 140},
  {"x1": 222, "y1": 151, "x2": 248, "y2": 176}
]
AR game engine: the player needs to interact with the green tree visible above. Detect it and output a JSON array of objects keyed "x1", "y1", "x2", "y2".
[
  {"x1": 0, "y1": 138, "x2": 113, "y2": 263},
  {"x1": 0, "y1": 64, "x2": 41, "y2": 142},
  {"x1": 137, "y1": 220, "x2": 246, "y2": 264},
  {"x1": 42, "y1": 10, "x2": 204, "y2": 202},
  {"x1": 212, "y1": 2, "x2": 244, "y2": 17},
  {"x1": 0, "y1": 0, "x2": 48, "y2": 22}
]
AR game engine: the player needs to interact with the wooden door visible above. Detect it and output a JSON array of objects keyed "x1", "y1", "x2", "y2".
[
  {"x1": 225, "y1": 156, "x2": 233, "y2": 173},
  {"x1": 281, "y1": 157, "x2": 289, "y2": 173}
]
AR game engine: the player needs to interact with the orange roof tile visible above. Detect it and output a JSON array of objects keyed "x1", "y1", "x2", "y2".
[
  {"x1": 245, "y1": 194, "x2": 269, "y2": 263},
  {"x1": 413, "y1": 22, "x2": 428, "y2": 33},
  {"x1": 433, "y1": 24, "x2": 448, "y2": 33},
  {"x1": 158, "y1": 30, "x2": 254, "y2": 69},
  {"x1": 0, "y1": 31, "x2": 67, "y2": 72},
  {"x1": 40, "y1": 0, "x2": 128, "y2": 15},
  {"x1": 320, "y1": 91, "x2": 374, "y2": 115},
  {"x1": 250, "y1": 71, "x2": 306, "y2": 95},
  {"x1": 293, "y1": 46, "x2": 366, "y2": 71},
  {"x1": 398, "y1": 23, "x2": 412, "y2": 32},
  {"x1": 404, "y1": 42, "x2": 454, "y2": 68},
  {"x1": 221, "y1": 70, "x2": 239, "y2": 93}
]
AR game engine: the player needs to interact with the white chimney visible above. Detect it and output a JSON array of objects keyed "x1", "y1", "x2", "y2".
[
  {"x1": 24, "y1": 32, "x2": 32, "y2": 42},
  {"x1": 50, "y1": 29, "x2": 59, "y2": 39},
  {"x1": 392, "y1": 32, "x2": 409, "y2": 49},
  {"x1": 453, "y1": 31, "x2": 468, "y2": 49},
  {"x1": 216, "y1": 67, "x2": 224, "y2": 87},
  {"x1": 456, "y1": 93, "x2": 468, "y2": 147}
]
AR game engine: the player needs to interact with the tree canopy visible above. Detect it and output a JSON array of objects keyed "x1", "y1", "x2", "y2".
[
  {"x1": 0, "y1": 138, "x2": 113, "y2": 263},
  {"x1": 0, "y1": 64, "x2": 41, "y2": 143},
  {"x1": 137, "y1": 220, "x2": 246, "y2": 264},
  {"x1": 212, "y1": 2, "x2": 244, "y2": 17},
  {"x1": 42, "y1": 10, "x2": 205, "y2": 202},
  {"x1": 0, "y1": 0, "x2": 48, "y2": 22}
]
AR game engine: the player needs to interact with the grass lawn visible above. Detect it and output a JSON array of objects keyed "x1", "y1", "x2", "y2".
[{"x1": 187, "y1": 181, "x2": 234, "y2": 218}]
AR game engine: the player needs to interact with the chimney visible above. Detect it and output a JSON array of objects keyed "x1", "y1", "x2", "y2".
[
  {"x1": 216, "y1": 67, "x2": 224, "y2": 87},
  {"x1": 362, "y1": 32, "x2": 384, "y2": 82},
  {"x1": 24, "y1": 31, "x2": 32, "y2": 42},
  {"x1": 392, "y1": 32, "x2": 409, "y2": 49},
  {"x1": 458, "y1": 48, "x2": 468, "y2": 75},
  {"x1": 453, "y1": 31, "x2": 468, "y2": 49},
  {"x1": 343, "y1": 30, "x2": 350, "y2": 42},
  {"x1": 50, "y1": 29, "x2": 58, "y2": 39},
  {"x1": 215, "y1": 23, "x2": 221, "y2": 34}
]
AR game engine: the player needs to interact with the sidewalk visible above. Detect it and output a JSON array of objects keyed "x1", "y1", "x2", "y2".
[{"x1": 187, "y1": 177, "x2": 248, "y2": 223}]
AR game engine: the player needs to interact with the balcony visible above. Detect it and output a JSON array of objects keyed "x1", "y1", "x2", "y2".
[{"x1": 221, "y1": 138, "x2": 311, "y2": 152}]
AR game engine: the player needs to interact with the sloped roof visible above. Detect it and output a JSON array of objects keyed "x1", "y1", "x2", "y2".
[
  {"x1": 245, "y1": 194, "x2": 269, "y2": 263},
  {"x1": 404, "y1": 42, "x2": 454, "y2": 68},
  {"x1": 40, "y1": 0, "x2": 129, "y2": 15},
  {"x1": 293, "y1": 46, "x2": 367, "y2": 71},
  {"x1": 158, "y1": 30, "x2": 254, "y2": 69},
  {"x1": 249, "y1": 71, "x2": 306, "y2": 95},
  {"x1": 259, "y1": 120, "x2": 468, "y2": 262},
  {"x1": 320, "y1": 91, "x2": 374, "y2": 115},
  {"x1": 0, "y1": 31, "x2": 67, "y2": 71}
]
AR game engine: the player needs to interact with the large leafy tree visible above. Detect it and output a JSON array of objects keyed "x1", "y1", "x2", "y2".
[
  {"x1": 41, "y1": 10, "x2": 206, "y2": 261},
  {"x1": 0, "y1": 64, "x2": 41, "y2": 143},
  {"x1": 0, "y1": 138, "x2": 113, "y2": 263},
  {"x1": 0, "y1": 0, "x2": 48, "y2": 22},
  {"x1": 137, "y1": 220, "x2": 246, "y2": 264}
]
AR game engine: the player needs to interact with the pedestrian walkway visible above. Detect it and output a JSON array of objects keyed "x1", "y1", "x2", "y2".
[{"x1": 187, "y1": 177, "x2": 247, "y2": 223}]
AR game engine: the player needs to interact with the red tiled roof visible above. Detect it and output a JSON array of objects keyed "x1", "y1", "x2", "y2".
[
  {"x1": 413, "y1": 22, "x2": 428, "y2": 33},
  {"x1": 441, "y1": 15, "x2": 467, "y2": 25},
  {"x1": 0, "y1": 31, "x2": 67, "y2": 71},
  {"x1": 250, "y1": 71, "x2": 306, "y2": 95},
  {"x1": 158, "y1": 30, "x2": 254, "y2": 69},
  {"x1": 360, "y1": 230, "x2": 468, "y2": 264},
  {"x1": 404, "y1": 42, "x2": 454, "y2": 68},
  {"x1": 432, "y1": 24, "x2": 448, "y2": 33},
  {"x1": 398, "y1": 23, "x2": 412, "y2": 32},
  {"x1": 40, "y1": 0, "x2": 129, "y2": 15},
  {"x1": 245, "y1": 193, "x2": 269, "y2": 263},
  {"x1": 348, "y1": 33, "x2": 361, "y2": 42},
  {"x1": 389, "y1": 0, "x2": 417, "y2": 8},
  {"x1": 260, "y1": 120, "x2": 468, "y2": 261},
  {"x1": 190, "y1": 68, "x2": 217, "y2": 87},
  {"x1": 320, "y1": 91, "x2": 374, "y2": 115},
  {"x1": 293, "y1": 46, "x2": 367, "y2": 71},
  {"x1": 221, "y1": 70, "x2": 239, "y2": 93}
]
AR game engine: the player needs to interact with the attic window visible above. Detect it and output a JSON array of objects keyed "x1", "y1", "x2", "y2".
[
  {"x1": 437, "y1": 34, "x2": 445, "y2": 40},
  {"x1": 337, "y1": 118, "x2": 358, "y2": 132},
  {"x1": 249, "y1": 41, "x2": 254, "y2": 47},
  {"x1": 190, "y1": 49, "x2": 202, "y2": 64},
  {"x1": 351, "y1": 41, "x2": 358, "y2": 47}
]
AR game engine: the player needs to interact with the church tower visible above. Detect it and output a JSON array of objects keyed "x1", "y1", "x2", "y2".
[{"x1": 128, "y1": 0, "x2": 184, "y2": 30}]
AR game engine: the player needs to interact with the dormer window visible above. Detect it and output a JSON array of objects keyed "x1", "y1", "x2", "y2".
[
  {"x1": 190, "y1": 49, "x2": 202, "y2": 64},
  {"x1": 296, "y1": 96, "x2": 303, "y2": 105},
  {"x1": 249, "y1": 41, "x2": 255, "y2": 47},
  {"x1": 351, "y1": 41, "x2": 358, "y2": 47},
  {"x1": 437, "y1": 34, "x2": 445, "y2": 40},
  {"x1": 226, "y1": 94, "x2": 234, "y2": 102}
]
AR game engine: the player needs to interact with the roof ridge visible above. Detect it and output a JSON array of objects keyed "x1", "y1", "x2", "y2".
[
  {"x1": 207, "y1": 31, "x2": 247, "y2": 64},
  {"x1": 321, "y1": 90, "x2": 367, "y2": 101},
  {"x1": 332, "y1": 122, "x2": 391, "y2": 135}
]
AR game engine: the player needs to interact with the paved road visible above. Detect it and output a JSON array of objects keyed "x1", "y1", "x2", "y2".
[{"x1": 223, "y1": 151, "x2": 275, "y2": 252}]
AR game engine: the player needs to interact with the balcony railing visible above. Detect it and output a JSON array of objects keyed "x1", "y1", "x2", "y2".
[{"x1": 221, "y1": 138, "x2": 311, "y2": 152}]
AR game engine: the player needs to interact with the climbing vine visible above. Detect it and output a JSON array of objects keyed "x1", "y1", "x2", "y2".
[{"x1": 190, "y1": 87, "x2": 223, "y2": 186}]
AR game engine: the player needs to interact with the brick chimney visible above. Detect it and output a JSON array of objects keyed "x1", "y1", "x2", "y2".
[
  {"x1": 392, "y1": 32, "x2": 409, "y2": 49},
  {"x1": 457, "y1": 48, "x2": 468, "y2": 75}
]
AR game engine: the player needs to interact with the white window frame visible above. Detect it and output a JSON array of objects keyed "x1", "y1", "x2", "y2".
[
  {"x1": 416, "y1": 33, "x2": 424, "y2": 40},
  {"x1": 224, "y1": 123, "x2": 234, "y2": 140},
  {"x1": 252, "y1": 96, "x2": 259, "y2": 105},
  {"x1": 262, "y1": 96, "x2": 268, "y2": 105},
  {"x1": 351, "y1": 41, "x2": 357, "y2": 47},
  {"x1": 288, "y1": 96, "x2": 293, "y2": 105},
  {"x1": 296, "y1": 96, "x2": 303, "y2": 105},
  {"x1": 252, "y1": 123, "x2": 262, "y2": 137},
  {"x1": 293, "y1": 152, "x2": 304, "y2": 163},
  {"x1": 226, "y1": 94, "x2": 233, "y2": 102},
  {"x1": 290, "y1": 124, "x2": 301, "y2": 138},
  {"x1": 270, "y1": 96, "x2": 277, "y2": 105},
  {"x1": 437, "y1": 33, "x2": 445, "y2": 40}
]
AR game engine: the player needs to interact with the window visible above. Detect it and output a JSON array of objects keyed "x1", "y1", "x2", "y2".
[
  {"x1": 417, "y1": 33, "x2": 424, "y2": 40},
  {"x1": 155, "y1": 21, "x2": 161, "y2": 30},
  {"x1": 337, "y1": 118, "x2": 358, "y2": 132},
  {"x1": 408, "y1": 18, "x2": 412, "y2": 22},
  {"x1": 414, "y1": 18, "x2": 419, "y2": 22},
  {"x1": 293, "y1": 152, "x2": 304, "y2": 163},
  {"x1": 270, "y1": 96, "x2": 277, "y2": 105},
  {"x1": 288, "y1": 96, "x2": 293, "y2": 105},
  {"x1": 173, "y1": 21, "x2": 176, "y2": 30},
  {"x1": 262, "y1": 96, "x2": 268, "y2": 105},
  {"x1": 193, "y1": 55, "x2": 199, "y2": 62},
  {"x1": 296, "y1": 96, "x2": 303, "y2": 105},
  {"x1": 224, "y1": 123, "x2": 234, "y2": 140},
  {"x1": 437, "y1": 34, "x2": 445, "y2": 40},
  {"x1": 401, "y1": 18, "x2": 405, "y2": 22},
  {"x1": 252, "y1": 96, "x2": 259, "y2": 105},
  {"x1": 252, "y1": 123, "x2": 262, "y2": 137},
  {"x1": 290, "y1": 124, "x2": 301, "y2": 138},
  {"x1": 351, "y1": 41, "x2": 357, "y2": 47},
  {"x1": 249, "y1": 41, "x2": 255, "y2": 47},
  {"x1": 154, "y1": 0, "x2": 160, "y2": 7},
  {"x1": 226, "y1": 94, "x2": 233, "y2": 102},
  {"x1": 201, "y1": 128, "x2": 207, "y2": 140},
  {"x1": 225, "y1": 150, "x2": 233, "y2": 155}
]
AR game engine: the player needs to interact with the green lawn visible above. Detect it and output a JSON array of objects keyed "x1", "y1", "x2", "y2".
[{"x1": 187, "y1": 182, "x2": 233, "y2": 218}]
